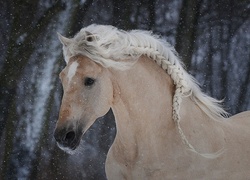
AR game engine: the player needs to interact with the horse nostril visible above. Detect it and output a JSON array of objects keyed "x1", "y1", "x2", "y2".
[
  {"x1": 54, "y1": 127, "x2": 83, "y2": 151},
  {"x1": 54, "y1": 128, "x2": 79, "y2": 149},
  {"x1": 64, "y1": 131, "x2": 76, "y2": 143}
]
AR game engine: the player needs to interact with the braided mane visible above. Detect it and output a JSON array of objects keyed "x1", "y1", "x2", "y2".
[{"x1": 62, "y1": 24, "x2": 228, "y2": 157}]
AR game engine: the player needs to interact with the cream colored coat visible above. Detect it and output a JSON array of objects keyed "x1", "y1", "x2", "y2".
[
  {"x1": 106, "y1": 56, "x2": 250, "y2": 179},
  {"x1": 54, "y1": 24, "x2": 250, "y2": 180}
]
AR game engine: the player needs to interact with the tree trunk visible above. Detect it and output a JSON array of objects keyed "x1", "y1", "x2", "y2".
[
  {"x1": 0, "y1": 1, "x2": 66, "y2": 178},
  {"x1": 175, "y1": 0, "x2": 202, "y2": 70}
]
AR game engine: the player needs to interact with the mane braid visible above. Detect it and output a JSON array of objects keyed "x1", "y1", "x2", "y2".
[{"x1": 64, "y1": 24, "x2": 228, "y2": 158}]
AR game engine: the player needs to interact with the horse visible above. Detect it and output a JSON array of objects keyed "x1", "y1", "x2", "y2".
[{"x1": 54, "y1": 24, "x2": 250, "y2": 179}]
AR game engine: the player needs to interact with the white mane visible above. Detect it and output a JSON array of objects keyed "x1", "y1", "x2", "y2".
[{"x1": 60, "y1": 24, "x2": 228, "y2": 157}]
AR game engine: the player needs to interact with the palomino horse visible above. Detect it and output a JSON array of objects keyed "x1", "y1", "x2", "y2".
[{"x1": 54, "y1": 24, "x2": 250, "y2": 179}]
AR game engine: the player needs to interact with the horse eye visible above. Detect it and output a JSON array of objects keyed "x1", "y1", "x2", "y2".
[
  {"x1": 86, "y1": 36, "x2": 93, "y2": 42},
  {"x1": 84, "y1": 77, "x2": 95, "y2": 86}
]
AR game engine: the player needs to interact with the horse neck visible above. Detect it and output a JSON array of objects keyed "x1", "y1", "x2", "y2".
[
  {"x1": 110, "y1": 56, "x2": 176, "y2": 143},
  {"x1": 109, "y1": 56, "x2": 224, "y2": 155}
]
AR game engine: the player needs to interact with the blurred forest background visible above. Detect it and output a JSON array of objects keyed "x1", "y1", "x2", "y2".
[{"x1": 0, "y1": 0, "x2": 249, "y2": 179}]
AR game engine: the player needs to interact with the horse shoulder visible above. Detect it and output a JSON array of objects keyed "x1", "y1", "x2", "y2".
[{"x1": 105, "y1": 137, "x2": 139, "y2": 180}]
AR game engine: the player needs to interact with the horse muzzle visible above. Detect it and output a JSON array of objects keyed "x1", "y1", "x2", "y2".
[{"x1": 54, "y1": 126, "x2": 82, "y2": 153}]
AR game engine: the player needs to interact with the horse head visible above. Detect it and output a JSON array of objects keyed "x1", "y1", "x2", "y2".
[{"x1": 54, "y1": 37, "x2": 114, "y2": 153}]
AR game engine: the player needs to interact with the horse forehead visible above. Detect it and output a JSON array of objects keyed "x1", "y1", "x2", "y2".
[{"x1": 64, "y1": 56, "x2": 103, "y2": 78}]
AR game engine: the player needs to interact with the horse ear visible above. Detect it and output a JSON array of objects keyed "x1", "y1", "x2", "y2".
[{"x1": 57, "y1": 32, "x2": 72, "y2": 46}]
